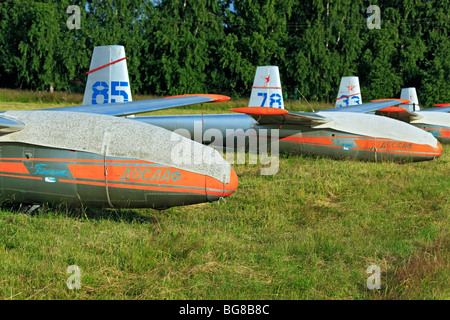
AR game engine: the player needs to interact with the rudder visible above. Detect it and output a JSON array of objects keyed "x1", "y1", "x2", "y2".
[
  {"x1": 335, "y1": 76, "x2": 362, "y2": 108},
  {"x1": 400, "y1": 88, "x2": 420, "y2": 111},
  {"x1": 83, "y1": 45, "x2": 132, "y2": 105},
  {"x1": 248, "y1": 66, "x2": 284, "y2": 109}
]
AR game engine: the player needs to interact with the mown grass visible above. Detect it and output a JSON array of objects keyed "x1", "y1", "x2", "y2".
[{"x1": 0, "y1": 90, "x2": 448, "y2": 300}]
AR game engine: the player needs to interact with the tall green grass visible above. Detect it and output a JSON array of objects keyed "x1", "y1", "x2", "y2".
[
  {"x1": 0, "y1": 88, "x2": 83, "y2": 105},
  {"x1": 0, "y1": 151, "x2": 448, "y2": 300},
  {"x1": 0, "y1": 92, "x2": 448, "y2": 300}
]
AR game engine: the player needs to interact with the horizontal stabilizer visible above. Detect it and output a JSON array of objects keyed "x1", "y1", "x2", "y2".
[
  {"x1": 230, "y1": 107, "x2": 328, "y2": 126},
  {"x1": 230, "y1": 107, "x2": 287, "y2": 115},
  {"x1": 40, "y1": 94, "x2": 230, "y2": 117},
  {"x1": 377, "y1": 106, "x2": 407, "y2": 113},
  {"x1": 375, "y1": 106, "x2": 422, "y2": 123},
  {"x1": 371, "y1": 99, "x2": 410, "y2": 104},
  {"x1": 0, "y1": 116, "x2": 24, "y2": 134}
]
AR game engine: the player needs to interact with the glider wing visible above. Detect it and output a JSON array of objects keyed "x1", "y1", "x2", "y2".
[{"x1": 40, "y1": 94, "x2": 230, "y2": 117}]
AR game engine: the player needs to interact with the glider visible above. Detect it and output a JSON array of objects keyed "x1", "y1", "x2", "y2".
[
  {"x1": 132, "y1": 66, "x2": 443, "y2": 162},
  {"x1": 375, "y1": 87, "x2": 450, "y2": 144},
  {"x1": 0, "y1": 46, "x2": 237, "y2": 210}
]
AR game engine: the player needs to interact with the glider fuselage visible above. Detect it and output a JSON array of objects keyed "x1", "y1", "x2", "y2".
[
  {"x1": 0, "y1": 144, "x2": 237, "y2": 209},
  {"x1": 0, "y1": 111, "x2": 237, "y2": 209},
  {"x1": 410, "y1": 112, "x2": 450, "y2": 144},
  {"x1": 135, "y1": 113, "x2": 443, "y2": 162}
]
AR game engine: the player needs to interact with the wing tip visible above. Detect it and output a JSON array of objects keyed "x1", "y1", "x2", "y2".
[
  {"x1": 371, "y1": 98, "x2": 411, "y2": 104},
  {"x1": 164, "y1": 94, "x2": 230, "y2": 102}
]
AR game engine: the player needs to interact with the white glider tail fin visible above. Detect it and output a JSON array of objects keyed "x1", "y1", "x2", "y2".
[
  {"x1": 248, "y1": 66, "x2": 284, "y2": 109},
  {"x1": 400, "y1": 87, "x2": 420, "y2": 111},
  {"x1": 335, "y1": 76, "x2": 362, "y2": 108},
  {"x1": 83, "y1": 45, "x2": 132, "y2": 105}
]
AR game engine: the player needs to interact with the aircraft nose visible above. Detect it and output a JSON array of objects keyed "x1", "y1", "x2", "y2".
[
  {"x1": 205, "y1": 166, "x2": 238, "y2": 202},
  {"x1": 224, "y1": 166, "x2": 239, "y2": 197},
  {"x1": 435, "y1": 142, "x2": 443, "y2": 158}
]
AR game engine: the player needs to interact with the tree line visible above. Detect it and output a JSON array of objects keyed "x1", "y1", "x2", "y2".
[{"x1": 0, "y1": 0, "x2": 448, "y2": 106}]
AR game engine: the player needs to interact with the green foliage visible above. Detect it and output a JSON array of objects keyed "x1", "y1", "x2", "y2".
[
  {"x1": 142, "y1": 0, "x2": 224, "y2": 95},
  {"x1": 0, "y1": 0, "x2": 75, "y2": 90},
  {"x1": 83, "y1": 0, "x2": 150, "y2": 93},
  {"x1": 419, "y1": 0, "x2": 450, "y2": 106},
  {"x1": 0, "y1": 0, "x2": 448, "y2": 104}
]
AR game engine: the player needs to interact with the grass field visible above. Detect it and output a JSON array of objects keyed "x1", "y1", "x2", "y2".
[
  {"x1": 0, "y1": 88, "x2": 328, "y2": 114},
  {"x1": 0, "y1": 90, "x2": 448, "y2": 300}
]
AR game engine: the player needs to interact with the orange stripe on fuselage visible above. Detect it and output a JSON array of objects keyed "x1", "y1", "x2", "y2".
[
  {"x1": 290, "y1": 135, "x2": 390, "y2": 140},
  {"x1": 0, "y1": 162, "x2": 29, "y2": 174},
  {"x1": 67, "y1": 164, "x2": 207, "y2": 189},
  {"x1": 0, "y1": 158, "x2": 233, "y2": 194},
  {"x1": 229, "y1": 133, "x2": 439, "y2": 157},
  {"x1": 354, "y1": 139, "x2": 439, "y2": 155},
  {"x1": 233, "y1": 134, "x2": 334, "y2": 147}
]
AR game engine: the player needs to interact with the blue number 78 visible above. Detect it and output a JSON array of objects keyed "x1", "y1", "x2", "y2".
[{"x1": 258, "y1": 92, "x2": 267, "y2": 107}]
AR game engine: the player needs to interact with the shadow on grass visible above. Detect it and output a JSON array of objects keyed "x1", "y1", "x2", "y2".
[{"x1": 0, "y1": 202, "x2": 160, "y2": 224}]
